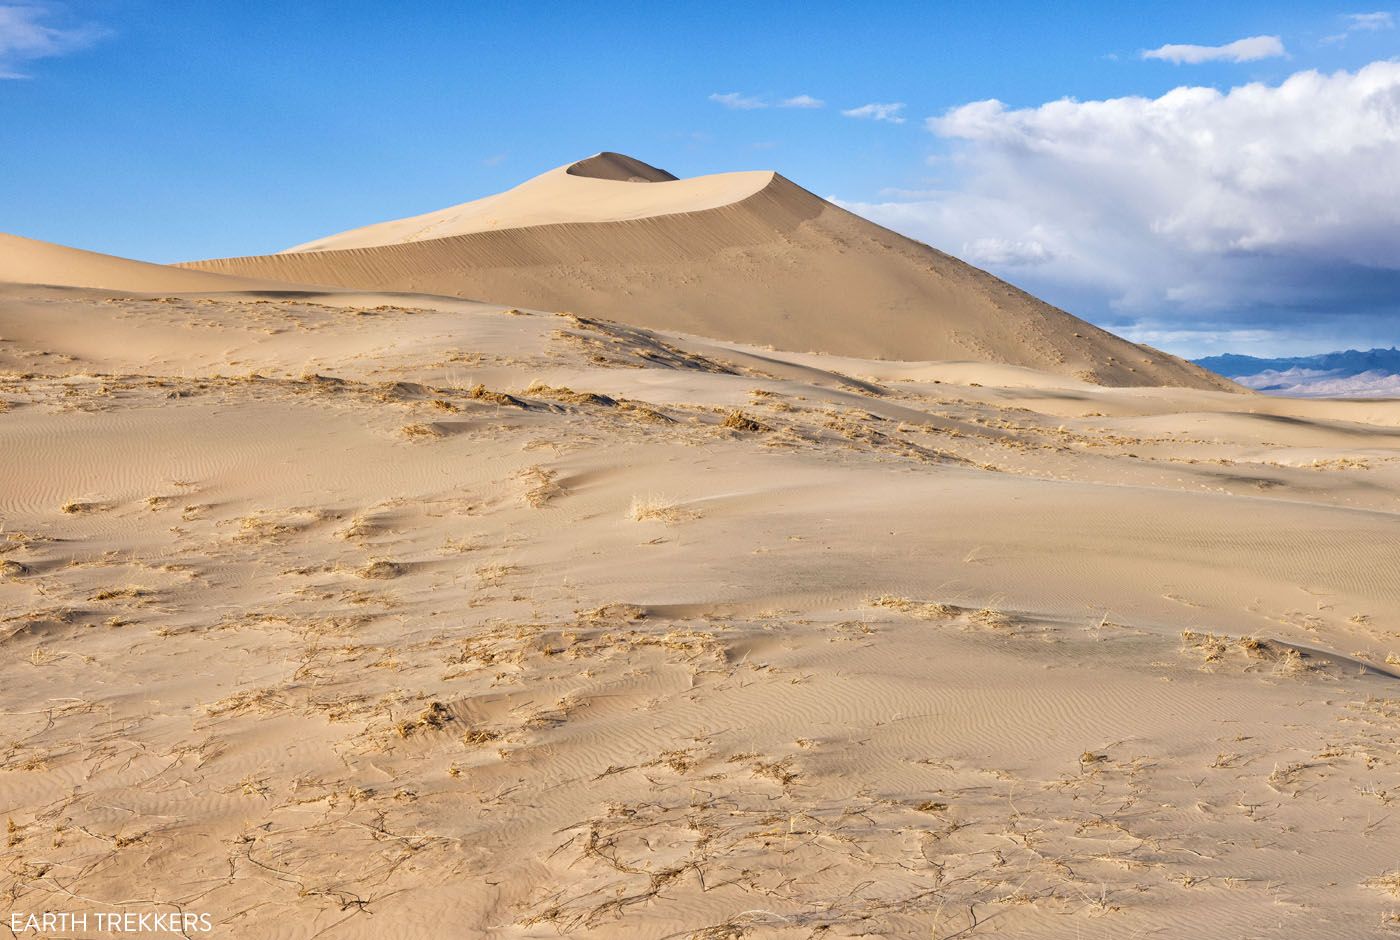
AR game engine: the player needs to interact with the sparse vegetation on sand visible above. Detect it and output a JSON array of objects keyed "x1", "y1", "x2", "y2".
[{"x1": 627, "y1": 493, "x2": 695, "y2": 524}]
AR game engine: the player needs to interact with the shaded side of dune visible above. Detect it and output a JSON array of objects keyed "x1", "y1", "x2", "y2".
[{"x1": 180, "y1": 176, "x2": 1234, "y2": 390}]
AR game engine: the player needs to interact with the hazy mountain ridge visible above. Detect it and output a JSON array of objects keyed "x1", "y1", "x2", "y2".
[{"x1": 1195, "y1": 347, "x2": 1400, "y2": 397}]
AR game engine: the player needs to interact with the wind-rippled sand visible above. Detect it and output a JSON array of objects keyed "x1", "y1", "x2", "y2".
[{"x1": 4, "y1": 274, "x2": 1400, "y2": 938}]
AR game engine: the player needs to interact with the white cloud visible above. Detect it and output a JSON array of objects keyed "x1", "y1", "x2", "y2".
[
  {"x1": 1325, "y1": 12, "x2": 1395, "y2": 43},
  {"x1": 1346, "y1": 11, "x2": 1394, "y2": 31},
  {"x1": 961, "y1": 236, "x2": 1057, "y2": 266},
  {"x1": 1141, "y1": 35, "x2": 1285, "y2": 64},
  {"x1": 779, "y1": 94, "x2": 825, "y2": 109},
  {"x1": 709, "y1": 91, "x2": 767, "y2": 110},
  {"x1": 835, "y1": 62, "x2": 1400, "y2": 354},
  {"x1": 0, "y1": 3, "x2": 103, "y2": 78},
  {"x1": 842, "y1": 102, "x2": 906, "y2": 123}
]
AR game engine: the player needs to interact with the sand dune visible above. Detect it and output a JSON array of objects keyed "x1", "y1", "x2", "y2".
[
  {"x1": 6, "y1": 153, "x2": 1397, "y2": 938},
  {"x1": 3, "y1": 274, "x2": 1400, "y2": 937},
  {"x1": 180, "y1": 154, "x2": 1233, "y2": 391},
  {"x1": 0, "y1": 232, "x2": 280, "y2": 293}
]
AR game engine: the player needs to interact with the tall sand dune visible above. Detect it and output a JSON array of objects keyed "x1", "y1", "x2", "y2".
[{"x1": 180, "y1": 153, "x2": 1234, "y2": 390}]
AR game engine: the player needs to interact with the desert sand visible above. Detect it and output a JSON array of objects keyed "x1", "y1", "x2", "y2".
[
  {"x1": 3, "y1": 158, "x2": 1400, "y2": 939},
  {"x1": 180, "y1": 154, "x2": 1228, "y2": 391}
]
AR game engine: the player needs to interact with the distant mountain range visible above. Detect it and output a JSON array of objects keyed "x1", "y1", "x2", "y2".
[{"x1": 1194, "y1": 347, "x2": 1400, "y2": 397}]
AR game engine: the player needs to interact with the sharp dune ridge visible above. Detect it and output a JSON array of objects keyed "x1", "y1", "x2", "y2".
[{"x1": 179, "y1": 153, "x2": 1233, "y2": 391}]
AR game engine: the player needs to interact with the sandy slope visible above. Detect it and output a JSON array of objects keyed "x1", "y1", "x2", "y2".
[
  {"x1": 178, "y1": 154, "x2": 1231, "y2": 391},
  {"x1": 0, "y1": 233, "x2": 282, "y2": 293},
  {"x1": 3, "y1": 276, "x2": 1400, "y2": 938}
]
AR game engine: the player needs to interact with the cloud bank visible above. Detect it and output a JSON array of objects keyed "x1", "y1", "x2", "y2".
[{"x1": 838, "y1": 62, "x2": 1400, "y2": 356}]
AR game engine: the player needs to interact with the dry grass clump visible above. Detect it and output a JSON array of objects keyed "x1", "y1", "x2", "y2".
[
  {"x1": 870, "y1": 595, "x2": 961, "y2": 620},
  {"x1": 400, "y1": 422, "x2": 443, "y2": 440},
  {"x1": 971, "y1": 607, "x2": 1015, "y2": 630},
  {"x1": 577, "y1": 604, "x2": 647, "y2": 624},
  {"x1": 1367, "y1": 871, "x2": 1400, "y2": 897},
  {"x1": 358, "y1": 560, "x2": 404, "y2": 580},
  {"x1": 462, "y1": 728, "x2": 501, "y2": 747},
  {"x1": 90, "y1": 586, "x2": 150, "y2": 601},
  {"x1": 204, "y1": 686, "x2": 289, "y2": 717},
  {"x1": 468, "y1": 383, "x2": 523, "y2": 407},
  {"x1": 396, "y1": 701, "x2": 453, "y2": 738},
  {"x1": 235, "y1": 509, "x2": 324, "y2": 543},
  {"x1": 1303, "y1": 457, "x2": 1370, "y2": 471},
  {"x1": 750, "y1": 757, "x2": 799, "y2": 786},
  {"x1": 720, "y1": 409, "x2": 769, "y2": 433},
  {"x1": 1181, "y1": 630, "x2": 1231, "y2": 664},
  {"x1": 525, "y1": 381, "x2": 616, "y2": 407},
  {"x1": 1, "y1": 559, "x2": 29, "y2": 578},
  {"x1": 519, "y1": 466, "x2": 561, "y2": 507},
  {"x1": 60, "y1": 500, "x2": 105, "y2": 514},
  {"x1": 339, "y1": 514, "x2": 376, "y2": 539},
  {"x1": 614, "y1": 400, "x2": 672, "y2": 424},
  {"x1": 628, "y1": 493, "x2": 696, "y2": 524},
  {"x1": 476, "y1": 563, "x2": 517, "y2": 587},
  {"x1": 300, "y1": 372, "x2": 346, "y2": 389},
  {"x1": 1181, "y1": 630, "x2": 1316, "y2": 677},
  {"x1": 1079, "y1": 751, "x2": 1109, "y2": 770}
]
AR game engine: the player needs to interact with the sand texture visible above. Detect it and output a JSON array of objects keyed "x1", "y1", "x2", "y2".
[
  {"x1": 179, "y1": 155, "x2": 1231, "y2": 391},
  {"x1": 3, "y1": 258, "x2": 1400, "y2": 937}
]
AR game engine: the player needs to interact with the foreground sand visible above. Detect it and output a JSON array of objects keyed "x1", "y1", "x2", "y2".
[{"x1": 3, "y1": 280, "x2": 1400, "y2": 938}]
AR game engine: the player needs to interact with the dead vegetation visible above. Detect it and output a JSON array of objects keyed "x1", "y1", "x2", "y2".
[
  {"x1": 628, "y1": 493, "x2": 696, "y2": 524},
  {"x1": 720, "y1": 409, "x2": 768, "y2": 433},
  {"x1": 396, "y1": 701, "x2": 452, "y2": 737},
  {"x1": 400, "y1": 422, "x2": 444, "y2": 439},
  {"x1": 1181, "y1": 630, "x2": 1316, "y2": 676},
  {"x1": 358, "y1": 560, "x2": 405, "y2": 580},
  {"x1": 525, "y1": 381, "x2": 616, "y2": 407},
  {"x1": 519, "y1": 466, "x2": 562, "y2": 507},
  {"x1": 870, "y1": 595, "x2": 962, "y2": 620},
  {"x1": 468, "y1": 383, "x2": 524, "y2": 407}
]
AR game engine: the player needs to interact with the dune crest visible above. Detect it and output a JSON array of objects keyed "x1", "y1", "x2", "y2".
[
  {"x1": 181, "y1": 154, "x2": 1233, "y2": 390},
  {"x1": 565, "y1": 151, "x2": 679, "y2": 182}
]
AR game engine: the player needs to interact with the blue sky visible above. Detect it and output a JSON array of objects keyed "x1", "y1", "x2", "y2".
[{"x1": 2, "y1": 2, "x2": 1398, "y2": 357}]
